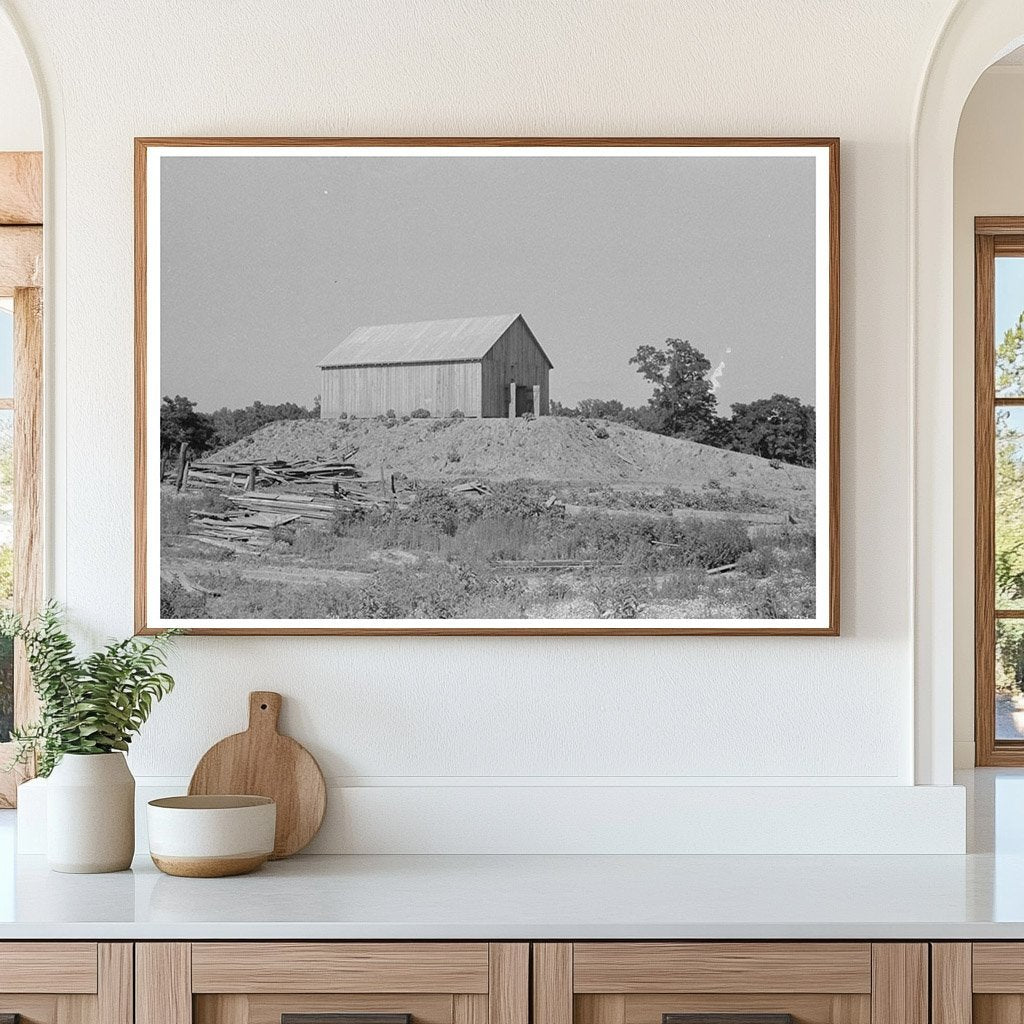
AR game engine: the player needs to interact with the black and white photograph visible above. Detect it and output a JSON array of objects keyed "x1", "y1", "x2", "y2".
[{"x1": 137, "y1": 139, "x2": 838, "y2": 634}]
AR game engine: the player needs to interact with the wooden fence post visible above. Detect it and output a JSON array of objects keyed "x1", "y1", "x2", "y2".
[{"x1": 174, "y1": 442, "x2": 189, "y2": 491}]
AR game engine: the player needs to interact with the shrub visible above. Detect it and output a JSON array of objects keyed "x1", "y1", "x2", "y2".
[
  {"x1": 161, "y1": 577, "x2": 208, "y2": 618},
  {"x1": 594, "y1": 426, "x2": 609, "y2": 439},
  {"x1": 406, "y1": 489, "x2": 462, "y2": 536},
  {"x1": 357, "y1": 560, "x2": 496, "y2": 619},
  {"x1": 447, "y1": 449, "x2": 461, "y2": 463},
  {"x1": 338, "y1": 412, "x2": 348, "y2": 420},
  {"x1": 411, "y1": 408, "x2": 431, "y2": 419},
  {"x1": 386, "y1": 409, "x2": 396, "y2": 419},
  {"x1": 522, "y1": 411, "x2": 535, "y2": 422},
  {"x1": 590, "y1": 576, "x2": 646, "y2": 619},
  {"x1": 449, "y1": 409, "x2": 465, "y2": 419},
  {"x1": 401, "y1": 415, "x2": 411, "y2": 423},
  {"x1": 1, "y1": 603, "x2": 178, "y2": 777}
]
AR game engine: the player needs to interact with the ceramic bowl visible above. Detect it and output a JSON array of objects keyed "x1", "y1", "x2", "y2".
[{"x1": 147, "y1": 795, "x2": 276, "y2": 877}]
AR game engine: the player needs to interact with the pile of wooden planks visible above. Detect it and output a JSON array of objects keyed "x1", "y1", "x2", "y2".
[
  {"x1": 188, "y1": 488, "x2": 397, "y2": 549},
  {"x1": 226, "y1": 489, "x2": 385, "y2": 518},
  {"x1": 180, "y1": 450, "x2": 411, "y2": 548},
  {"x1": 188, "y1": 509, "x2": 302, "y2": 549},
  {"x1": 188, "y1": 453, "x2": 360, "y2": 491}
]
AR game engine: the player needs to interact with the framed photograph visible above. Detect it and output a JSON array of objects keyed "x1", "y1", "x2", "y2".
[{"x1": 135, "y1": 137, "x2": 839, "y2": 636}]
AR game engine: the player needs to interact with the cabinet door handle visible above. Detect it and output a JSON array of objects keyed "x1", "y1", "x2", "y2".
[
  {"x1": 664, "y1": 1015, "x2": 794, "y2": 1024},
  {"x1": 283, "y1": 1015, "x2": 411, "y2": 1024}
]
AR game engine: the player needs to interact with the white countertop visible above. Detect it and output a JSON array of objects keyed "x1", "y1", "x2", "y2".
[
  {"x1": 0, "y1": 769, "x2": 1021, "y2": 941},
  {"x1": 0, "y1": 849, "x2": 1021, "y2": 940}
]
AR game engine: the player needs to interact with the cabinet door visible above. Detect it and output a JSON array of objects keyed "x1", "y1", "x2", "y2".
[
  {"x1": 137, "y1": 943, "x2": 528, "y2": 1024},
  {"x1": 938, "y1": 943, "x2": 1024, "y2": 1024},
  {"x1": 534, "y1": 944, "x2": 927, "y2": 1024},
  {"x1": 0, "y1": 943, "x2": 131, "y2": 1024}
]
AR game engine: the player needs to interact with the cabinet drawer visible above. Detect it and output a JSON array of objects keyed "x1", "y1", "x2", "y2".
[
  {"x1": 191, "y1": 943, "x2": 490, "y2": 994},
  {"x1": 0, "y1": 942, "x2": 98, "y2": 994},
  {"x1": 572, "y1": 944, "x2": 872, "y2": 994},
  {"x1": 139, "y1": 943, "x2": 528, "y2": 1024},
  {"x1": 534, "y1": 944, "x2": 926, "y2": 1024}
]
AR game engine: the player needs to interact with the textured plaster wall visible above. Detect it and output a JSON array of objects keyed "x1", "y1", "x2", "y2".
[{"x1": 0, "y1": 0, "x2": 964, "y2": 810}]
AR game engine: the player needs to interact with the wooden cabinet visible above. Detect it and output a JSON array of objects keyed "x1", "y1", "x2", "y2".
[
  {"x1": 0, "y1": 937, "x2": 966, "y2": 1024},
  {"x1": 932, "y1": 943, "x2": 1024, "y2": 1024},
  {"x1": 532, "y1": 944, "x2": 928, "y2": 1024},
  {"x1": 136, "y1": 944, "x2": 528, "y2": 1024},
  {"x1": 0, "y1": 942, "x2": 132, "y2": 1024}
]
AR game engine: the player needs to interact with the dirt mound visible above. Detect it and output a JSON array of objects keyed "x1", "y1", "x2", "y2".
[{"x1": 208, "y1": 416, "x2": 814, "y2": 512}]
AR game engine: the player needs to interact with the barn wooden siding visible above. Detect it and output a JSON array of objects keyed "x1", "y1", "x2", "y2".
[
  {"x1": 480, "y1": 317, "x2": 550, "y2": 417},
  {"x1": 320, "y1": 360, "x2": 483, "y2": 419}
]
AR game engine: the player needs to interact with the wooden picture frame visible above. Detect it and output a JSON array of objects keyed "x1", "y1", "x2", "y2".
[{"x1": 135, "y1": 137, "x2": 840, "y2": 636}]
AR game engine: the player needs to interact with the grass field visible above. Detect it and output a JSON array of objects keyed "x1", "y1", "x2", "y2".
[{"x1": 160, "y1": 417, "x2": 817, "y2": 622}]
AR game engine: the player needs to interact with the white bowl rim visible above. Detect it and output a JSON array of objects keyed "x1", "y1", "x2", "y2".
[{"x1": 148, "y1": 795, "x2": 275, "y2": 810}]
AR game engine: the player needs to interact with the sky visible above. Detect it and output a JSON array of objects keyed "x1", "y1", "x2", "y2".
[
  {"x1": 0, "y1": 309, "x2": 13, "y2": 397},
  {"x1": 160, "y1": 152, "x2": 818, "y2": 415},
  {"x1": 997, "y1": 257, "x2": 1024, "y2": 341}
]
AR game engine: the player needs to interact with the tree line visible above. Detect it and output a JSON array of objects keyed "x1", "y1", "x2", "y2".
[
  {"x1": 160, "y1": 396, "x2": 320, "y2": 457},
  {"x1": 551, "y1": 337, "x2": 816, "y2": 468},
  {"x1": 160, "y1": 338, "x2": 815, "y2": 468}
]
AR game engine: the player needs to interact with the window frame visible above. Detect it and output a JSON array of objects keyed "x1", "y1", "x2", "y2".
[
  {"x1": 975, "y1": 217, "x2": 1024, "y2": 764},
  {"x1": 0, "y1": 151, "x2": 43, "y2": 807}
]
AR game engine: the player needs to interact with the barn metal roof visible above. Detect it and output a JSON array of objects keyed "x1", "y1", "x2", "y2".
[{"x1": 318, "y1": 313, "x2": 553, "y2": 369}]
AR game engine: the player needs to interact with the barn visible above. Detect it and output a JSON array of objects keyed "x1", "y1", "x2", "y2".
[{"x1": 318, "y1": 313, "x2": 552, "y2": 419}]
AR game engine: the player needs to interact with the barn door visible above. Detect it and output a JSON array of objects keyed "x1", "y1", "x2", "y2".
[{"x1": 515, "y1": 385, "x2": 534, "y2": 416}]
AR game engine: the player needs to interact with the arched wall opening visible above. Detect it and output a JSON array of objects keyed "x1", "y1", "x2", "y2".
[
  {"x1": 914, "y1": 1, "x2": 1024, "y2": 784},
  {"x1": 0, "y1": 4, "x2": 45, "y2": 810},
  {"x1": 951, "y1": 48, "x2": 1024, "y2": 767}
]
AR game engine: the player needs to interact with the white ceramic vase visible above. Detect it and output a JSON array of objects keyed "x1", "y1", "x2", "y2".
[{"x1": 46, "y1": 752, "x2": 135, "y2": 873}]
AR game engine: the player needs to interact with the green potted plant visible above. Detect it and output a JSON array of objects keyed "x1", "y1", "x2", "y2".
[{"x1": 2, "y1": 603, "x2": 178, "y2": 873}]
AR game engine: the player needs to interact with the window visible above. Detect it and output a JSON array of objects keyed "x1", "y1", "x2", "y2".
[
  {"x1": 974, "y1": 219, "x2": 1024, "y2": 764},
  {"x1": 0, "y1": 150, "x2": 43, "y2": 805}
]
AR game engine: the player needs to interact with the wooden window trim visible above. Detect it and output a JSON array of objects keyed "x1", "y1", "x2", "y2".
[
  {"x1": 975, "y1": 218, "x2": 1024, "y2": 764},
  {"x1": 0, "y1": 286, "x2": 43, "y2": 805},
  {"x1": 0, "y1": 151, "x2": 43, "y2": 807}
]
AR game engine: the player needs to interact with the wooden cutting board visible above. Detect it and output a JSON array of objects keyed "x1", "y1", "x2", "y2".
[{"x1": 188, "y1": 691, "x2": 326, "y2": 859}]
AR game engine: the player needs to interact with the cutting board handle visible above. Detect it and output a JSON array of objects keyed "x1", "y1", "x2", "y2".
[{"x1": 248, "y1": 691, "x2": 282, "y2": 734}]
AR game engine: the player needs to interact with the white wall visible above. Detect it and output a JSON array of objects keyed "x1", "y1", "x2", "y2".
[
  {"x1": 952, "y1": 66, "x2": 1024, "y2": 767},
  {"x1": 1, "y1": 0, "x2": 972, "y2": 852},
  {"x1": 0, "y1": 11, "x2": 39, "y2": 151}
]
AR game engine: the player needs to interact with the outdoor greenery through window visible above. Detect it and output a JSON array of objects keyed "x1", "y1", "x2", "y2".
[{"x1": 993, "y1": 258, "x2": 1024, "y2": 739}]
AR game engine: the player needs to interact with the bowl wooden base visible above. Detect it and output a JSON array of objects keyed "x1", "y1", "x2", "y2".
[{"x1": 151, "y1": 853, "x2": 268, "y2": 878}]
